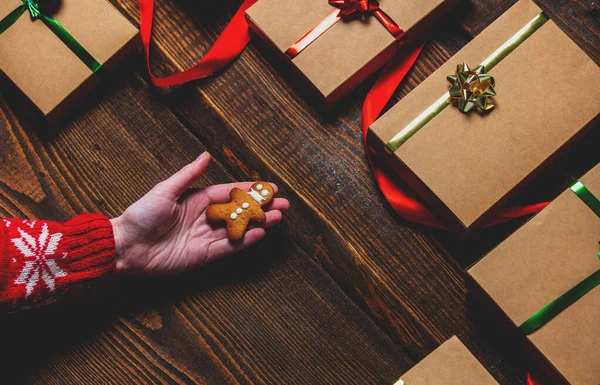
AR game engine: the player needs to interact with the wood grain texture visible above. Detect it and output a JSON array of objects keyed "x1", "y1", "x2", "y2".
[
  {"x1": 0, "y1": 0, "x2": 598, "y2": 384},
  {"x1": 0, "y1": 100, "x2": 45, "y2": 203},
  {"x1": 0, "y1": 70, "x2": 407, "y2": 385}
]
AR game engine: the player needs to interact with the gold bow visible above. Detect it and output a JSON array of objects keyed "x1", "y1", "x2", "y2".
[{"x1": 447, "y1": 62, "x2": 496, "y2": 113}]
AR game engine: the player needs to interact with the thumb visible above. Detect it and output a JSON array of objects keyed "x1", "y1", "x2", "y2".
[{"x1": 157, "y1": 152, "x2": 211, "y2": 199}]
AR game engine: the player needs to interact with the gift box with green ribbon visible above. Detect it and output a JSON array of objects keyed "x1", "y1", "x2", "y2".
[
  {"x1": 0, "y1": 0, "x2": 140, "y2": 124},
  {"x1": 391, "y1": 336, "x2": 498, "y2": 385},
  {"x1": 367, "y1": 0, "x2": 600, "y2": 234},
  {"x1": 468, "y1": 163, "x2": 600, "y2": 385}
]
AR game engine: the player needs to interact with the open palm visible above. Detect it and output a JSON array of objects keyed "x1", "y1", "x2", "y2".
[{"x1": 110, "y1": 153, "x2": 289, "y2": 275}]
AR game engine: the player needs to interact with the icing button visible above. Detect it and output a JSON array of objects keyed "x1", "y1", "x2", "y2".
[
  {"x1": 242, "y1": 203, "x2": 249, "y2": 209},
  {"x1": 236, "y1": 208, "x2": 243, "y2": 214},
  {"x1": 230, "y1": 213, "x2": 238, "y2": 220}
]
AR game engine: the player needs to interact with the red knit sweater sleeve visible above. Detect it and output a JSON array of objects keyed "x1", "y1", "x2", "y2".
[{"x1": 0, "y1": 214, "x2": 116, "y2": 313}]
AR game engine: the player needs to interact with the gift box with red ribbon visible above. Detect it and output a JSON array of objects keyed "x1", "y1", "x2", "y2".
[
  {"x1": 468, "y1": 162, "x2": 600, "y2": 385},
  {"x1": 392, "y1": 336, "x2": 499, "y2": 385},
  {"x1": 0, "y1": 0, "x2": 140, "y2": 125},
  {"x1": 245, "y1": 0, "x2": 459, "y2": 107},
  {"x1": 366, "y1": 0, "x2": 600, "y2": 234}
]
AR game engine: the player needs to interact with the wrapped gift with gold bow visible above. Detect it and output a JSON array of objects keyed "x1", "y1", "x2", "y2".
[
  {"x1": 0, "y1": 0, "x2": 140, "y2": 125},
  {"x1": 367, "y1": 0, "x2": 600, "y2": 234},
  {"x1": 245, "y1": 0, "x2": 460, "y2": 107},
  {"x1": 392, "y1": 336, "x2": 499, "y2": 385},
  {"x1": 468, "y1": 162, "x2": 600, "y2": 385}
]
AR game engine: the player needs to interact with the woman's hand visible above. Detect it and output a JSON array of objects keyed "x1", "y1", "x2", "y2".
[{"x1": 110, "y1": 153, "x2": 290, "y2": 275}]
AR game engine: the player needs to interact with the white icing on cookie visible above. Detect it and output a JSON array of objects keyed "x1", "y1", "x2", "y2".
[
  {"x1": 236, "y1": 208, "x2": 243, "y2": 214},
  {"x1": 249, "y1": 189, "x2": 265, "y2": 203},
  {"x1": 256, "y1": 184, "x2": 263, "y2": 190},
  {"x1": 242, "y1": 202, "x2": 249, "y2": 209},
  {"x1": 261, "y1": 190, "x2": 269, "y2": 197},
  {"x1": 230, "y1": 213, "x2": 238, "y2": 220}
]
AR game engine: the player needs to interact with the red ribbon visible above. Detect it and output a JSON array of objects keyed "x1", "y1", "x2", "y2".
[
  {"x1": 138, "y1": 0, "x2": 258, "y2": 87},
  {"x1": 137, "y1": 0, "x2": 548, "y2": 228},
  {"x1": 361, "y1": 43, "x2": 550, "y2": 229},
  {"x1": 527, "y1": 373, "x2": 542, "y2": 385},
  {"x1": 285, "y1": 0, "x2": 403, "y2": 59}
]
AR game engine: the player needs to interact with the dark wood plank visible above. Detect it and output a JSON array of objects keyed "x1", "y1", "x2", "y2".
[
  {"x1": 0, "y1": 70, "x2": 407, "y2": 384},
  {"x1": 0, "y1": 105, "x2": 45, "y2": 204}
]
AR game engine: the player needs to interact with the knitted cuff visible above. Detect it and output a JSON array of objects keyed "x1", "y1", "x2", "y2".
[{"x1": 0, "y1": 214, "x2": 116, "y2": 312}]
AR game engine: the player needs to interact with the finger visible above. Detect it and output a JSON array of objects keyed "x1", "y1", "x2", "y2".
[
  {"x1": 156, "y1": 153, "x2": 211, "y2": 199},
  {"x1": 206, "y1": 228, "x2": 266, "y2": 263},
  {"x1": 205, "y1": 182, "x2": 279, "y2": 204},
  {"x1": 248, "y1": 210, "x2": 283, "y2": 231},
  {"x1": 206, "y1": 210, "x2": 282, "y2": 240},
  {"x1": 262, "y1": 210, "x2": 283, "y2": 229},
  {"x1": 266, "y1": 198, "x2": 290, "y2": 212}
]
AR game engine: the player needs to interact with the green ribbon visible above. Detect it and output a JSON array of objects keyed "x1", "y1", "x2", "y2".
[
  {"x1": 571, "y1": 181, "x2": 600, "y2": 218},
  {"x1": 0, "y1": 0, "x2": 102, "y2": 73},
  {"x1": 386, "y1": 12, "x2": 549, "y2": 153},
  {"x1": 519, "y1": 181, "x2": 600, "y2": 335}
]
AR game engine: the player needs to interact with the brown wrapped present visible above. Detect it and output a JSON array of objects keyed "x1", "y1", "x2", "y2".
[
  {"x1": 393, "y1": 336, "x2": 498, "y2": 385},
  {"x1": 0, "y1": 0, "x2": 140, "y2": 125},
  {"x1": 468, "y1": 163, "x2": 600, "y2": 385},
  {"x1": 245, "y1": 0, "x2": 460, "y2": 107},
  {"x1": 367, "y1": 0, "x2": 600, "y2": 234}
]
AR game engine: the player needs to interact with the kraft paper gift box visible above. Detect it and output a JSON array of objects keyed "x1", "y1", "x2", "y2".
[
  {"x1": 367, "y1": 0, "x2": 600, "y2": 234},
  {"x1": 468, "y1": 163, "x2": 600, "y2": 385},
  {"x1": 245, "y1": 0, "x2": 460, "y2": 107},
  {"x1": 392, "y1": 336, "x2": 498, "y2": 385},
  {"x1": 0, "y1": 0, "x2": 140, "y2": 125}
]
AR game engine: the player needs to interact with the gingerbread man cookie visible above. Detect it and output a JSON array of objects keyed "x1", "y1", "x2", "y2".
[{"x1": 206, "y1": 182, "x2": 275, "y2": 240}]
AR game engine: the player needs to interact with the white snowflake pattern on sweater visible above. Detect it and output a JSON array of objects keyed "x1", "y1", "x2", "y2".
[{"x1": 11, "y1": 222, "x2": 67, "y2": 297}]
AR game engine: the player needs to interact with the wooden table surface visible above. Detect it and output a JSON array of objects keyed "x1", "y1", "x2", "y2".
[{"x1": 1, "y1": 0, "x2": 599, "y2": 384}]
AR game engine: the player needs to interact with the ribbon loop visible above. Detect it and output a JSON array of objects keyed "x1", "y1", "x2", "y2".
[
  {"x1": 285, "y1": 0, "x2": 403, "y2": 59},
  {"x1": 330, "y1": 0, "x2": 379, "y2": 16},
  {"x1": 137, "y1": 0, "x2": 257, "y2": 87},
  {"x1": 23, "y1": 0, "x2": 41, "y2": 19}
]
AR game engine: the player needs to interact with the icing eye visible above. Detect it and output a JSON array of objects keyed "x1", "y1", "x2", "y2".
[
  {"x1": 230, "y1": 213, "x2": 238, "y2": 220},
  {"x1": 242, "y1": 203, "x2": 249, "y2": 209},
  {"x1": 261, "y1": 190, "x2": 269, "y2": 197},
  {"x1": 256, "y1": 184, "x2": 263, "y2": 190},
  {"x1": 236, "y1": 208, "x2": 243, "y2": 214}
]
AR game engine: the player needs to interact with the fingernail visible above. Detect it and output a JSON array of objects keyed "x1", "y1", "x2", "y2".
[{"x1": 196, "y1": 152, "x2": 209, "y2": 162}]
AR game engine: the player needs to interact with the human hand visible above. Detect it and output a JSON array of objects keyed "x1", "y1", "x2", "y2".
[{"x1": 110, "y1": 153, "x2": 290, "y2": 275}]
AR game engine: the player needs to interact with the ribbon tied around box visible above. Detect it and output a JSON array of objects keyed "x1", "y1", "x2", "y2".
[
  {"x1": 285, "y1": 0, "x2": 404, "y2": 59},
  {"x1": 0, "y1": 0, "x2": 102, "y2": 73},
  {"x1": 519, "y1": 180, "x2": 600, "y2": 335},
  {"x1": 385, "y1": 12, "x2": 549, "y2": 152}
]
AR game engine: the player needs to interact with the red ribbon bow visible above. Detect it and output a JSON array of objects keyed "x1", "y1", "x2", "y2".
[
  {"x1": 329, "y1": 0, "x2": 379, "y2": 16},
  {"x1": 285, "y1": 0, "x2": 403, "y2": 59}
]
